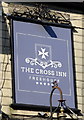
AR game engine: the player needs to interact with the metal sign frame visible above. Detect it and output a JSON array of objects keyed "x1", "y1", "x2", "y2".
[{"x1": 10, "y1": 16, "x2": 77, "y2": 111}]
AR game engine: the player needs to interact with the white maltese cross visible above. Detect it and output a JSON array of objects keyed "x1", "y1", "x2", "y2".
[{"x1": 38, "y1": 48, "x2": 49, "y2": 59}]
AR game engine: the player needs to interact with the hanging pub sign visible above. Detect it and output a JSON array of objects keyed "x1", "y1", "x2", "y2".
[{"x1": 11, "y1": 18, "x2": 76, "y2": 110}]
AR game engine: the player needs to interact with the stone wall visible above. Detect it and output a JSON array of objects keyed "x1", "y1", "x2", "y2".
[
  {"x1": 0, "y1": 1, "x2": 2, "y2": 120},
  {"x1": 0, "y1": 2, "x2": 84, "y2": 119}
]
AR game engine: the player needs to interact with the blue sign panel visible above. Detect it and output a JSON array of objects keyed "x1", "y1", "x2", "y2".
[{"x1": 12, "y1": 20, "x2": 75, "y2": 108}]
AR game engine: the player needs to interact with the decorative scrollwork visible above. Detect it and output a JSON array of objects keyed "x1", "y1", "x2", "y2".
[
  {"x1": 25, "y1": 57, "x2": 62, "y2": 69},
  {"x1": 9, "y1": 3, "x2": 71, "y2": 25}
]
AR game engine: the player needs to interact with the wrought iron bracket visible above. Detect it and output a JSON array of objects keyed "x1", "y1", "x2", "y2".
[{"x1": 9, "y1": 3, "x2": 71, "y2": 25}]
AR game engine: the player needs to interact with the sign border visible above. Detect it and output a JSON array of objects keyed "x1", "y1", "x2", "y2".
[{"x1": 10, "y1": 16, "x2": 77, "y2": 111}]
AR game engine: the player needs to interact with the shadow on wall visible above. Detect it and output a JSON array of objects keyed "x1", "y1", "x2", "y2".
[
  {"x1": 82, "y1": 14, "x2": 84, "y2": 114},
  {"x1": 1, "y1": 9, "x2": 11, "y2": 120},
  {"x1": 2, "y1": 9, "x2": 10, "y2": 55}
]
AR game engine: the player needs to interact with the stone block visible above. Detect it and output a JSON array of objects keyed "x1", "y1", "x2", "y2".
[
  {"x1": 75, "y1": 57, "x2": 82, "y2": 65},
  {"x1": 73, "y1": 34, "x2": 83, "y2": 43},
  {"x1": 77, "y1": 88, "x2": 82, "y2": 96},
  {"x1": 76, "y1": 73, "x2": 82, "y2": 81},
  {"x1": 74, "y1": 50, "x2": 82, "y2": 58},
  {"x1": 74, "y1": 41, "x2": 82, "y2": 50},
  {"x1": 75, "y1": 65, "x2": 82, "y2": 73},
  {"x1": 2, "y1": 97, "x2": 12, "y2": 105}
]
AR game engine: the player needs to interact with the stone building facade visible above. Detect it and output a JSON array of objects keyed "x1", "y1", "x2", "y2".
[{"x1": 0, "y1": 1, "x2": 84, "y2": 120}]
